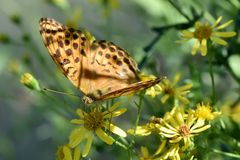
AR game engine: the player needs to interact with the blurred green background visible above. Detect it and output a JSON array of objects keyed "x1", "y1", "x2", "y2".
[{"x1": 0, "y1": 0, "x2": 239, "y2": 160}]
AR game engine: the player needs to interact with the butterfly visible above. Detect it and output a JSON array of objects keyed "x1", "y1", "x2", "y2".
[{"x1": 39, "y1": 17, "x2": 162, "y2": 104}]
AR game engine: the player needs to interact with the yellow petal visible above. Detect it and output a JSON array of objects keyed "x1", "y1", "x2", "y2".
[
  {"x1": 127, "y1": 126, "x2": 152, "y2": 136},
  {"x1": 190, "y1": 119, "x2": 205, "y2": 130},
  {"x1": 109, "y1": 101, "x2": 120, "y2": 112},
  {"x1": 95, "y1": 128, "x2": 114, "y2": 145},
  {"x1": 215, "y1": 20, "x2": 233, "y2": 30},
  {"x1": 140, "y1": 146, "x2": 149, "y2": 157},
  {"x1": 160, "y1": 126, "x2": 178, "y2": 137},
  {"x1": 211, "y1": 16, "x2": 222, "y2": 28},
  {"x1": 145, "y1": 87, "x2": 155, "y2": 97},
  {"x1": 63, "y1": 145, "x2": 72, "y2": 160},
  {"x1": 211, "y1": 37, "x2": 228, "y2": 46},
  {"x1": 161, "y1": 95, "x2": 170, "y2": 104},
  {"x1": 104, "y1": 108, "x2": 127, "y2": 119},
  {"x1": 69, "y1": 127, "x2": 85, "y2": 148},
  {"x1": 169, "y1": 136, "x2": 182, "y2": 143},
  {"x1": 161, "y1": 94, "x2": 170, "y2": 104},
  {"x1": 169, "y1": 143, "x2": 180, "y2": 156},
  {"x1": 177, "y1": 96, "x2": 190, "y2": 104},
  {"x1": 175, "y1": 112, "x2": 185, "y2": 125},
  {"x1": 71, "y1": 119, "x2": 84, "y2": 125},
  {"x1": 177, "y1": 83, "x2": 193, "y2": 91},
  {"x1": 175, "y1": 39, "x2": 190, "y2": 43},
  {"x1": 190, "y1": 124, "x2": 211, "y2": 133},
  {"x1": 212, "y1": 31, "x2": 236, "y2": 37},
  {"x1": 191, "y1": 40, "x2": 200, "y2": 55},
  {"x1": 186, "y1": 113, "x2": 196, "y2": 127},
  {"x1": 106, "y1": 123, "x2": 127, "y2": 137},
  {"x1": 73, "y1": 147, "x2": 81, "y2": 160},
  {"x1": 76, "y1": 109, "x2": 84, "y2": 118},
  {"x1": 172, "y1": 73, "x2": 180, "y2": 86},
  {"x1": 181, "y1": 30, "x2": 194, "y2": 38},
  {"x1": 160, "y1": 131, "x2": 178, "y2": 138},
  {"x1": 112, "y1": 108, "x2": 127, "y2": 117},
  {"x1": 194, "y1": 21, "x2": 202, "y2": 28},
  {"x1": 153, "y1": 140, "x2": 167, "y2": 156},
  {"x1": 200, "y1": 39, "x2": 207, "y2": 56},
  {"x1": 82, "y1": 132, "x2": 93, "y2": 157}
]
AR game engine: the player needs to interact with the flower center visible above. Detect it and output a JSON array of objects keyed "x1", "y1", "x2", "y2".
[
  {"x1": 195, "y1": 105, "x2": 213, "y2": 120},
  {"x1": 164, "y1": 86, "x2": 174, "y2": 95},
  {"x1": 150, "y1": 116, "x2": 161, "y2": 124},
  {"x1": 194, "y1": 25, "x2": 212, "y2": 40},
  {"x1": 84, "y1": 111, "x2": 104, "y2": 131},
  {"x1": 179, "y1": 124, "x2": 190, "y2": 137}
]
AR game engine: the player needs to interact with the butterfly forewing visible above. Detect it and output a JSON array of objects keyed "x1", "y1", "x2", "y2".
[
  {"x1": 39, "y1": 17, "x2": 162, "y2": 103},
  {"x1": 39, "y1": 17, "x2": 92, "y2": 94}
]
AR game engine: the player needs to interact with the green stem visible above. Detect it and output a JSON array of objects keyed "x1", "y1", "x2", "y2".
[
  {"x1": 208, "y1": 55, "x2": 216, "y2": 105},
  {"x1": 212, "y1": 149, "x2": 240, "y2": 158},
  {"x1": 115, "y1": 139, "x2": 128, "y2": 150},
  {"x1": 128, "y1": 95, "x2": 144, "y2": 160},
  {"x1": 168, "y1": 0, "x2": 191, "y2": 21},
  {"x1": 134, "y1": 95, "x2": 144, "y2": 134}
]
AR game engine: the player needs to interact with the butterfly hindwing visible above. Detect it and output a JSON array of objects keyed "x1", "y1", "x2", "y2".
[
  {"x1": 84, "y1": 40, "x2": 142, "y2": 98},
  {"x1": 91, "y1": 78, "x2": 163, "y2": 101}
]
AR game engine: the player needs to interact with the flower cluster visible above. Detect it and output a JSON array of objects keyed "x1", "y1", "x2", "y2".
[
  {"x1": 128, "y1": 103, "x2": 221, "y2": 160},
  {"x1": 56, "y1": 145, "x2": 80, "y2": 160},
  {"x1": 59, "y1": 102, "x2": 127, "y2": 159},
  {"x1": 19, "y1": 15, "x2": 235, "y2": 160},
  {"x1": 177, "y1": 16, "x2": 236, "y2": 56},
  {"x1": 141, "y1": 73, "x2": 192, "y2": 105}
]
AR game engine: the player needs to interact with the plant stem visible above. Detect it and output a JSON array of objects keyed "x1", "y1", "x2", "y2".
[
  {"x1": 115, "y1": 140, "x2": 128, "y2": 150},
  {"x1": 212, "y1": 149, "x2": 240, "y2": 158},
  {"x1": 208, "y1": 54, "x2": 216, "y2": 105},
  {"x1": 134, "y1": 95, "x2": 143, "y2": 134},
  {"x1": 128, "y1": 95, "x2": 144, "y2": 160},
  {"x1": 168, "y1": 0, "x2": 191, "y2": 21}
]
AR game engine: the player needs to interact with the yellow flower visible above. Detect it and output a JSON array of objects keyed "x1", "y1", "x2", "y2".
[
  {"x1": 56, "y1": 145, "x2": 81, "y2": 160},
  {"x1": 195, "y1": 102, "x2": 221, "y2": 120},
  {"x1": 177, "y1": 16, "x2": 236, "y2": 56},
  {"x1": 158, "y1": 143, "x2": 181, "y2": 160},
  {"x1": 159, "y1": 106, "x2": 211, "y2": 148},
  {"x1": 20, "y1": 73, "x2": 41, "y2": 91},
  {"x1": 139, "y1": 73, "x2": 162, "y2": 98},
  {"x1": 138, "y1": 141, "x2": 181, "y2": 160},
  {"x1": 221, "y1": 100, "x2": 240, "y2": 123},
  {"x1": 69, "y1": 102, "x2": 127, "y2": 157},
  {"x1": 139, "y1": 146, "x2": 154, "y2": 160},
  {"x1": 159, "y1": 73, "x2": 192, "y2": 104},
  {"x1": 128, "y1": 116, "x2": 162, "y2": 136}
]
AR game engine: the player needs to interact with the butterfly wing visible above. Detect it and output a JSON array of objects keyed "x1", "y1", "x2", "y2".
[
  {"x1": 84, "y1": 39, "x2": 143, "y2": 99},
  {"x1": 39, "y1": 17, "x2": 93, "y2": 94},
  {"x1": 84, "y1": 77, "x2": 163, "y2": 103},
  {"x1": 39, "y1": 17, "x2": 141, "y2": 97},
  {"x1": 39, "y1": 17, "x2": 162, "y2": 104}
]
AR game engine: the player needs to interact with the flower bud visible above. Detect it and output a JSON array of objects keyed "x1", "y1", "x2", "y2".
[{"x1": 20, "y1": 73, "x2": 40, "y2": 91}]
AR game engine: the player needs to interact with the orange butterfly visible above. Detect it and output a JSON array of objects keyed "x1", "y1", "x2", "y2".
[{"x1": 39, "y1": 17, "x2": 162, "y2": 104}]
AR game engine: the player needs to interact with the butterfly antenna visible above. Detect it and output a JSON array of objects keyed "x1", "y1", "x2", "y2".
[{"x1": 42, "y1": 88, "x2": 81, "y2": 98}]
